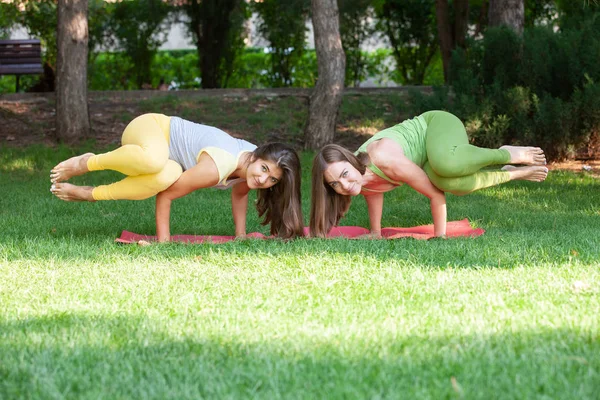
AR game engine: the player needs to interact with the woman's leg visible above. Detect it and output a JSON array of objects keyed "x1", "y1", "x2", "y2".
[
  {"x1": 52, "y1": 159, "x2": 182, "y2": 201},
  {"x1": 424, "y1": 162, "x2": 548, "y2": 196},
  {"x1": 423, "y1": 111, "x2": 511, "y2": 178},
  {"x1": 50, "y1": 113, "x2": 182, "y2": 201},
  {"x1": 50, "y1": 113, "x2": 171, "y2": 182},
  {"x1": 423, "y1": 162, "x2": 511, "y2": 195},
  {"x1": 87, "y1": 113, "x2": 171, "y2": 175},
  {"x1": 92, "y1": 159, "x2": 182, "y2": 200},
  {"x1": 423, "y1": 111, "x2": 545, "y2": 178}
]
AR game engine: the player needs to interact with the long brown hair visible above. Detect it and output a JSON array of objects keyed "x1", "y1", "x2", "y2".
[
  {"x1": 310, "y1": 144, "x2": 369, "y2": 237},
  {"x1": 253, "y1": 143, "x2": 304, "y2": 239}
]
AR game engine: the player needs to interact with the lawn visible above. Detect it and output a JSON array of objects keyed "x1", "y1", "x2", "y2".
[{"x1": 0, "y1": 94, "x2": 599, "y2": 399}]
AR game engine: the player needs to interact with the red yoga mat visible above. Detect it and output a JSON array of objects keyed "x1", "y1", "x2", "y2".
[{"x1": 116, "y1": 218, "x2": 484, "y2": 244}]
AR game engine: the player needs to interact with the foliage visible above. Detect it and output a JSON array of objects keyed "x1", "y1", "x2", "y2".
[
  {"x1": 15, "y1": 0, "x2": 57, "y2": 65},
  {"x1": 524, "y1": 0, "x2": 558, "y2": 27},
  {"x1": 0, "y1": 2, "x2": 19, "y2": 38},
  {"x1": 104, "y1": 0, "x2": 173, "y2": 89},
  {"x1": 215, "y1": 1, "x2": 250, "y2": 89},
  {"x1": 338, "y1": 0, "x2": 376, "y2": 87},
  {"x1": 86, "y1": 47, "x2": 410, "y2": 90},
  {"x1": 2, "y1": 0, "x2": 119, "y2": 91},
  {"x1": 373, "y1": 0, "x2": 438, "y2": 85},
  {"x1": 179, "y1": 0, "x2": 249, "y2": 88},
  {"x1": 88, "y1": 0, "x2": 116, "y2": 62},
  {"x1": 1, "y1": 0, "x2": 447, "y2": 91},
  {"x1": 150, "y1": 50, "x2": 201, "y2": 89},
  {"x1": 410, "y1": 6, "x2": 600, "y2": 161},
  {"x1": 252, "y1": 0, "x2": 310, "y2": 87},
  {"x1": 556, "y1": 0, "x2": 598, "y2": 29}
]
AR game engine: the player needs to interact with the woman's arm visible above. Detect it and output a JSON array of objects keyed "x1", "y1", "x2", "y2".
[
  {"x1": 155, "y1": 191, "x2": 173, "y2": 242},
  {"x1": 374, "y1": 139, "x2": 447, "y2": 237},
  {"x1": 392, "y1": 161, "x2": 447, "y2": 237},
  {"x1": 231, "y1": 182, "x2": 251, "y2": 237},
  {"x1": 155, "y1": 154, "x2": 219, "y2": 242},
  {"x1": 363, "y1": 192, "x2": 384, "y2": 236}
]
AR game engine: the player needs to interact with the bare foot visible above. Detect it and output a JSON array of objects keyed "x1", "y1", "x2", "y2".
[
  {"x1": 50, "y1": 153, "x2": 94, "y2": 183},
  {"x1": 502, "y1": 165, "x2": 549, "y2": 182},
  {"x1": 50, "y1": 183, "x2": 95, "y2": 202},
  {"x1": 499, "y1": 146, "x2": 546, "y2": 165}
]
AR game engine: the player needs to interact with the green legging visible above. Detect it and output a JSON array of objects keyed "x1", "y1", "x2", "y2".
[{"x1": 421, "y1": 111, "x2": 512, "y2": 196}]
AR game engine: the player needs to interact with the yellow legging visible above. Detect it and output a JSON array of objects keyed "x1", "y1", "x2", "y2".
[{"x1": 88, "y1": 113, "x2": 183, "y2": 200}]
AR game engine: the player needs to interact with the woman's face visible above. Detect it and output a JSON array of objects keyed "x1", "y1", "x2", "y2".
[
  {"x1": 246, "y1": 158, "x2": 283, "y2": 189},
  {"x1": 323, "y1": 161, "x2": 363, "y2": 196}
]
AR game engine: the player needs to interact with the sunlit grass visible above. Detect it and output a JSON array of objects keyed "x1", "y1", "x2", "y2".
[{"x1": 0, "y1": 138, "x2": 599, "y2": 398}]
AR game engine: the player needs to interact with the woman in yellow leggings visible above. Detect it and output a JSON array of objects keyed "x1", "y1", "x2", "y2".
[
  {"x1": 50, "y1": 113, "x2": 304, "y2": 240},
  {"x1": 310, "y1": 110, "x2": 548, "y2": 238}
]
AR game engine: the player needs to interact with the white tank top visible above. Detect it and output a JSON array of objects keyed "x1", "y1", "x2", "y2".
[{"x1": 168, "y1": 117, "x2": 257, "y2": 189}]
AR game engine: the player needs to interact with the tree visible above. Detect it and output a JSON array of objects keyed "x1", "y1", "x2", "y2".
[
  {"x1": 182, "y1": 0, "x2": 247, "y2": 88},
  {"x1": 488, "y1": 0, "x2": 524, "y2": 34},
  {"x1": 524, "y1": 0, "x2": 557, "y2": 28},
  {"x1": 435, "y1": 0, "x2": 469, "y2": 83},
  {"x1": 19, "y1": 0, "x2": 59, "y2": 66},
  {"x1": 304, "y1": 0, "x2": 346, "y2": 149},
  {"x1": 107, "y1": 0, "x2": 172, "y2": 89},
  {"x1": 335, "y1": 0, "x2": 373, "y2": 87},
  {"x1": 56, "y1": 0, "x2": 90, "y2": 143},
  {"x1": 0, "y1": 2, "x2": 19, "y2": 38},
  {"x1": 375, "y1": 0, "x2": 439, "y2": 85},
  {"x1": 253, "y1": 0, "x2": 310, "y2": 87}
]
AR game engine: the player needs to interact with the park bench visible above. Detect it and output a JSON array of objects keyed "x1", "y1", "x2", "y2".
[{"x1": 0, "y1": 39, "x2": 44, "y2": 92}]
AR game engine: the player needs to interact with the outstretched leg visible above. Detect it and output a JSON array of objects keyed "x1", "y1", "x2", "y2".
[
  {"x1": 424, "y1": 163, "x2": 548, "y2": 196},
  {"x1": 91, "y1": 159, "x2": 182, "y2": 200},
  {"x1": 422, "y1": 111, "x2": 546, "y2": 178},
  {"x1": 50, "y1": 113, "x2": 171, "y2": 184},
  {"x1": 50, "y1": 183, "x2": 94, "y2": 201},
  {"x1": 50, "y1": 183, "x2": 95, "y2": 201},
  {"x1": 50, "y1": 153, "x2": 94, "y2": 183},
  {"x1": 501, "y1": 165, "x2": 548, "y2": 181},
  {"x1": 423, "y1": 162, "x2": 510, "y2": 195},
  {"x1": 51, "y1": 159, "x2": 182, "y2": 202},
  {"x1": 499, "y1": 146, "x2": 546, "y2": 165}
]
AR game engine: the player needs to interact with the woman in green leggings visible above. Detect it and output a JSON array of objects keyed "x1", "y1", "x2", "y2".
[{"x1": 310, "y1": 110, "x2": 548, "y2": 238}]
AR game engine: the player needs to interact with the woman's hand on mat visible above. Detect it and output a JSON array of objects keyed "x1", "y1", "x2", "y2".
[
  {"x1": 428, "y1": 234, "x2": 447, "y2": 241},
  {"x1": 137, "y1": 240, "x2": 152, "y2": 246},
  {"x1": 357, "y1": 231, "x2": 382, "y2": 240}
]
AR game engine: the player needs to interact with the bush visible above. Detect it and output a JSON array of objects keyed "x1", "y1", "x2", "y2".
[
  {"x1": 412, "y1": 10, "x2": 600, "y2": 161},
  {"x1": 87, "y1": 47, "x2": 404, "y2": 90}
]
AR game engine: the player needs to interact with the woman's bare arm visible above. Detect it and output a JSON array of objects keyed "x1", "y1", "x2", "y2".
[
  {"x1": 363, "y1": 192, "x2": 384, "y2": 236},
  {"x1": 155, "y1": 154, "x2": 219, "y2": 242},
  {"x1": 231, "y1": 182, "x2": 251, "y2": 237},
  {"x1": 373, "y1": 139, "x2": 447, "y2": 237}
]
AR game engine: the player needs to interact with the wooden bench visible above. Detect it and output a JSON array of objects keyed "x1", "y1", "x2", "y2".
[{"x1": 0, "y1": 39, "x2": 44, "y2": 92}]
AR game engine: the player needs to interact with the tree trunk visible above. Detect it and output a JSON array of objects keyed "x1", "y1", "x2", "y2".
[
  {"x1": 436, "y1": 0, "x2": 470, "y2": 83},
  {"x1": 488, "y1": 0, "x2": 524, "y2": 34},
  {"x1": 56, "y1": 0, "x2": 90, "y2": 143},
  {"x1": 453, "y1": 0, "x2": 469, "y2": 48},
  {"x1": 435, "y1": 0, "x2": 453, "y2": 83},
  {"x1": 187, "y1": 0, "x2": 241, "y2": 89},
  {"x1": 304, "y1": 0, "x2": 346, "y2": 150},
  {"x1": 475, "y1": 0, "x2": 489, "y2": 36}
]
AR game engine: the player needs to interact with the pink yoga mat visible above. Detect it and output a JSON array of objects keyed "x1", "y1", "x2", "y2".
[{"x1": 116, "y1": 219, "x2": 484, "y2": 244}]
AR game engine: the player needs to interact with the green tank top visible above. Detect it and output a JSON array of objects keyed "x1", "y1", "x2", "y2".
[{"x1": 355, "y1": 113, "x2": 429, "y2": 185}]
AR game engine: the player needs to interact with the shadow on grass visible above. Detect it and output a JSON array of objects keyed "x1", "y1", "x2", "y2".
[{"x1": 0, "y1": 314, "x2": 598, "y2": 399}]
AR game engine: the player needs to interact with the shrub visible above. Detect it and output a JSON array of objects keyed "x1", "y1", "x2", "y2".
[{"x1": 414, "y1": 10, "x2": 600, "y2": 161}]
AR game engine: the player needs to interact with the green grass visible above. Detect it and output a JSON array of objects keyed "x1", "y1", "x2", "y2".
[{"x1": 1, "y1": 141, "x2": 599, "y2": 399}]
